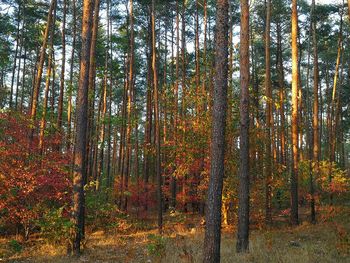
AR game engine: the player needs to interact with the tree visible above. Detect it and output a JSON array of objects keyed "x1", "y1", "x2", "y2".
[
  {"x1": 203, "y1": 0, "x2": 229, "y2": 261},
  {"x1": 311, "y1": 0, "x2": 318, "y2": 224},
  {"x1": 236, "y1": 0, "x2": 250, "y2": 253},
  {"x1": 71, "y1": 0, "x2": 94, "y2": 255},
  {"x1": 57, "y1": 0, "x2": 67, "y2": 132},
  {"x1": 30, "y1": 0, "x2": 55, "y2": 121},
  {"x1": 151, "y1": 0, "x2": 163, "y2": 234},
  {"x1": 291, "y1": 0, "x2": 299, "y2": 226},
  {"x1": 265, "y1": 0, "x2": 273, "y2": 225}
]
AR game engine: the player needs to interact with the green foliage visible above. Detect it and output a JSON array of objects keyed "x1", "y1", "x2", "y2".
[
  {"x1": 8, "y1": 239, "x2": 22, "y2": 253},
  {"x1": 147, "y1": 234, "x2": 167, "y2": 257},
  {"x1": 37, "y1": 207, "x2": 73, "y2": 244},
  {"x1": 85, "y1": 190, "x2": 119, "y2": 228}
]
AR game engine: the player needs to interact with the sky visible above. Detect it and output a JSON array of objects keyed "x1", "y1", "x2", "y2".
[{"x1": 313, "y1": 0, "x2": 343, "y2": 4}]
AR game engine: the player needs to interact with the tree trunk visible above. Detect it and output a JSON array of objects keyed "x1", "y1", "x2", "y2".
[
  {"x1": 236, "y1": 0, "x2": 250, "y2": 253},
  {"x1": 264, "y1": 0, "x2": 272, "y2": 225},
  {"x1": 57, "y1": 0, "x2": 67, "y2": 132},
  {"x1": 276, "y1": 20, "x2": 286, "y2": 167},
  {"x1": 203, "y1": 0, "x2": 229, "y2": 261},
  {"x1": 10, "y1": 4, "x2": 21, "y2": 109},
  {"x1": 30, "y1": 0, "x2": 56, "y2": 120},
  {"x1": 39, "y1": 10, "x2": 56, "y2": 153},
  {"x1": 311, "y1": 0, "x2": 318, "y2": 224},
  {"x1": 151, "y1": 0, "x2": 163, "y2": 234},
  {"x1": 67, "y1": 0, "x2": 77, "y2": 151},
  {"x1": 291, "y1": 0, "x2": 299, "y2": 226},
  {"x1": 71, "y1": 0, "x2": 94, "y2": 255}
]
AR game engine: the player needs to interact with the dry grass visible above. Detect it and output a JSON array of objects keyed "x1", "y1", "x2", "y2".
[{"x1": 1, "y1": 206, "x2": 349, "y2": 263}]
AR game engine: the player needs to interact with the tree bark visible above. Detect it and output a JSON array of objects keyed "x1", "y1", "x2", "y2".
[
  {"x1": 203, "y1": 0, "x2": 229, "y2": 261},
  {"x1": 151, "y1": 0, "x2": 163, "y2": 234},
  {"x1": 67, "y1": 0, "x2": 77, "y2": 151},
  {"x1": 71, "y1": 0, "x2": 94, "y2": 255},
  {"x1": 291, "y1": 0, "x2": 299, "y2": 226},
  {"x1": 311, "y1": 0, "x2": 318, "y2": 224},
  {"x1": 57, "y1": 0, "x2": 67, "y2": 132},
  {"x1": 236, "y1": 0, "x2": 250, "y2": 253}
]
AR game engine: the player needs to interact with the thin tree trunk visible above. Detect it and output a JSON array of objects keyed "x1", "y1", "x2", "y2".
[
  {"x1": 67, "y1": 0, "x2": 77, "y2": 151},
  {"x1": 10, "y1": 4, "x2": 21, "y2": 109},
  {"x1": 151, "y1": 0, "x2": 163, "y2": 234},
  {"x1": 57, "y1": 0, "x2": 67, "y2": 131},
  {"x1": 30, "y1": 0, "x2": 56, "y2": 121},
  {"x1": 20, "y1": 47, "x2": 27, "y2": 112},
  {"x1": 311, "y1": 0, "x2": 318, "y2": 223},
  {"x1": 276, "y1": 21, "x2": 286, "y2": 167},
  {"x1": 264, "y1": 0, "x2": 272, "y2": 225},
  {"x1": 39, "y1": 11, "x2": 56, "y2": 152},
  {"x1": 15, "y1": 14, "x2": 25, "y2": 109},
  {"x1": 291, "y1": 0, "x2": 299, "y2": 226}
]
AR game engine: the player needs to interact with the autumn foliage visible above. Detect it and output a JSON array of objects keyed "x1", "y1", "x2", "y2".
[{"x1": 0, "y1": 112, "x2": 71, "y2": 237}]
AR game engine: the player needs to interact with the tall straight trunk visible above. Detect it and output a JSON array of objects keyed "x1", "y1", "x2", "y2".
[
  {"x1": 330, "y1": 10, "x2": 343, "y2": 166},
  {"x1": 49, "y1": 51, "x2": 56, "y2": 115},
  {"x1": 180, "y1": 0, "x2": 188, "y2": 211},
  {"x1": 39, "y1": 12, "x2": 55, "y2": 152},
  {"x1": 117, "y1": 59, "x2": 128, "y2": 208},
  {"x1": 96, "y1": 0, "x2": 110, "y2": 190},
  {"x1": 181, "y1": 0, "x2": 186, "y2": 118},
  {"x1": 10, "y1": 4, "x2": 21, "y2": 109},
  {"x1": 151, "y1": 0, "x2": 163, "y2": 233},
  {"x1": 20, "y1": 47, "x2": 27, "y2": 112},
  {"x1": 328, "y1": 8, "x2": 343, "y2": 205},
  {"x1": 106, "y1": 0, "x2": 112, "y2": 189},
  {"x1": 170, "y1": 0, "x2": 180, "y2": 209},
  {"x1": 237, "y1": 0, "x2": 250, "y2": 253},
  {"x1": 195, "y1": 0, "x2": 200, "y2": 109},
  {"x1": 122, "y1": 0, "x2": 134, "y2": 210},
  {"x1": 202, "y1": 0, "x2": 207, "y2": 98},
  {"x1": 291, "y1": 0, "x2": 299, "y2": 226},
  {"x1": 86, "y1": 0, "x2": 101, "y2": 182},
  {"x1": 57, "y1": 0, "x2": 67, "y2": 131},
  {"x1": 30, "y1": 0, "x2": 55, "y2": 120},
  {"x1": 310, "y1": 0, "x2": 318, "y2": 223},
  {"x1": 71, "y1": 0, "x2": 93, "y2": 255},
  {"x1": 264, "y1": 0, "x2": 272, "y2": 225},
  {"x1": 203, "y1": 1, "x2": 229, "y2": 261},
  {"x1": 29, "y1": 48, "x2": 39, "y2": 113},
  {"x1": 67, "y1": 0, "x2": 77, "y2": 151},
  {"x1": 15, "y1": 23, "x2": 24, "y2": 110},
  {"x1": 276, "y1": 21, "x2": 286, "y2": 167}
]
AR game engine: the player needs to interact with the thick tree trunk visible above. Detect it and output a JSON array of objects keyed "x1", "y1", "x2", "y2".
[
  {"x1": 236, "y1": 0, "x2": 250, "y2": 253},
  {"x1": 203, "y1": 0, "x2": 229, "y2": 261},
  {"x1": 71, "y1": 0, "x2": 94, "y2": 255}
]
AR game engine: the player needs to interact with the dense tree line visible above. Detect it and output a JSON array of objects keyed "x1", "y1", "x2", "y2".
[{"x1": 0, "y1": 0, "x2": 349, "y2": 259}]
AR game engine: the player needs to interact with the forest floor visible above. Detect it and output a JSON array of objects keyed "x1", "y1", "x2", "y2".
[{"x1": 1, "y1": 205, "x2": 349, "y2": 263}]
